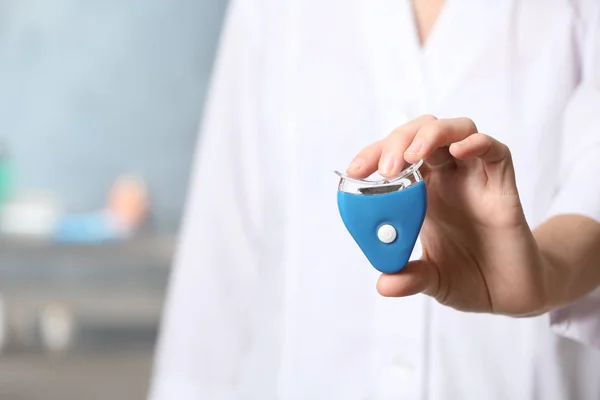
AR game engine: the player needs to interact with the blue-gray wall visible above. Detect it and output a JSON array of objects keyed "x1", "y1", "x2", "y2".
[{"x1": 0, "y1": 0, "x2": 228, "y2": 232}]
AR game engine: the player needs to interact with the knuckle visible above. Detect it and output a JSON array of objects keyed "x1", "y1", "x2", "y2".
[
  {"x1": 481, "y1": 136, "x2": 495, "y2": 155},
  {"x1": 418, "y1": 113, "x2": 438, "y2": 122},
  {"x1": 479, "y1": 133, "x2": 493, "y2": 145},
  {"x1": 418, "y1": 120, "x2": 445, "y2": 141},
  {"x1": 388, "y1": 126, "x2": 405, "y2": 139},
  {"x1": 459, "y1": 117, "x2": 478, "y2": 132},
  {"x1": 486, "y1": 135, "x2": 511, "y2": 156},
  {"x1": 475, "y1": 133, "x2": 493, "y2": 146}
]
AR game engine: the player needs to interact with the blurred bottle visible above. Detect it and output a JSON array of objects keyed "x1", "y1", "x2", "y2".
[{"x1": 107, "y1": 174, "x2": 149, "y2": 233}]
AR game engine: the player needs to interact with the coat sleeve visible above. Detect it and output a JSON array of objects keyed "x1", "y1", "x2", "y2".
[
  {"x1": 547, "y1": 1, "x2": 600, "y2": 349},
  {"x1": 148, "y1": 1, "x2": 268, "y2": 398}
]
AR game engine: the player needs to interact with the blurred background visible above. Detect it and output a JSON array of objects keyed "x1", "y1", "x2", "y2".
[{"x1": 0, "y1": 1, "x2": 227, "y2": 398}]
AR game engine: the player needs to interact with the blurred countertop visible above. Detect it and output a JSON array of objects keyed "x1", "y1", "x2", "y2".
[
  {"x1": 0, "y1": 234, "x2": 176, "y2": 268},
  {"x1": 0, "y1": 235, "x2": 177, "y2": 292}
]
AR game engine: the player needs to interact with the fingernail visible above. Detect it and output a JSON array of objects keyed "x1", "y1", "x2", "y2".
[
  {"x1": 405, "y1": 140, "x2": 423, "y2": 155},
  {"x1": 347, "y1": 158, "x2": 364, "y2": 172},
  {"x1": 380, "y1": 154, "x2": 396, "y2": 175}
]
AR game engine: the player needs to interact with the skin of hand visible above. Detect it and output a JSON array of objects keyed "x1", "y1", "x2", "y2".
[{"x1": 346, "y1": 115, "x2": 600, "y2": 317}]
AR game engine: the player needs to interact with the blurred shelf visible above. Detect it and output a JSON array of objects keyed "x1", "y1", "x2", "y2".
[
  {"x1": 0, "y1": 234, "x2": 176, "y2": 268},
  {"x1": 0, "y1": 235, "x2": 176, "y2": 292},
  {"x1": 0, "y1": 234, "x2": 178, "y2": 353}
]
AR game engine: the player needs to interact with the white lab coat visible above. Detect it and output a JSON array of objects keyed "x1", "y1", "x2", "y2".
[{"x1": 150, "y1": 1, "x2": 600, "y2": 399}]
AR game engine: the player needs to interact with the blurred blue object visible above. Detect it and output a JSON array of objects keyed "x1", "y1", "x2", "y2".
[{"x1": 52, "y1": 211, "x2": 127, "y2": 244}]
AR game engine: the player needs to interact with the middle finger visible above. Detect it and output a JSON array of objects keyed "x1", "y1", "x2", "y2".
[{"x1": 402, "y1": 117, "x2": 479, "y2": 165}]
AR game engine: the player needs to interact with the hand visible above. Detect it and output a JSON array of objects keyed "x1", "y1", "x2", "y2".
[{"x1": 346, "y1": 115, "x2": 549, "y2": 316}]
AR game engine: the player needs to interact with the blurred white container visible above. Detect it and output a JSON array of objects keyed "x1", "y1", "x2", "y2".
[{"x1": 0, "y1": 191, "x2": 62, "y2": 238}]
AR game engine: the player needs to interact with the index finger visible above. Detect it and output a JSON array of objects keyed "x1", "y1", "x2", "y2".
[{"x1": 346, "y1": 114, "x2": 437, "y2": 179}]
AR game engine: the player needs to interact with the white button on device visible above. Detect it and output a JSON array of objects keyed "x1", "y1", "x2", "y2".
[{"x1": 377, "y1": 224, "x2": 397, "y2": 243}]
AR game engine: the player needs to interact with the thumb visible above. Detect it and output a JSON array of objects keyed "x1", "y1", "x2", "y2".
[{"x1": 376, "y1": 260, "x2": 440, "y2": 297}]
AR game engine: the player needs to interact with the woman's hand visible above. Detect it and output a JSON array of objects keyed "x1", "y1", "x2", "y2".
[{"x1": 346, "y1": 115, "x2": 549, "y2": 316}]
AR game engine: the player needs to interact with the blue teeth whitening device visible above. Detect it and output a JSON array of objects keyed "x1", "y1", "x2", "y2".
[{"x1": 335, "y1": 160, "x2": 427, "y2": 274}]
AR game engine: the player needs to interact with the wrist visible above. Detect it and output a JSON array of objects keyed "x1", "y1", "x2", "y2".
[
  {"x1": 537, "y1": 244, "x2": 570, "y2": 313},
  {"x1": 531, "y1": 214, "x2": 600, "y2": 315}
]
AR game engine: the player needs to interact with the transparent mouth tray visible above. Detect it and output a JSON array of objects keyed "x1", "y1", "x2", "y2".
[{"x1": 335, "y1": 159, "x2": 424, "y2": 195}]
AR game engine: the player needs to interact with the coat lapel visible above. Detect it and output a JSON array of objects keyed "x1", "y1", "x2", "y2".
[
  {"x1": 420, "y1": 1, "x2": 513, "y2": 110},
  {"x1": 355, "y1": 0, "x2": 422, "y2": 132},
  {"x1": 356, "y1": 0, "x2": 512, "y2": 118}
]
